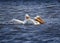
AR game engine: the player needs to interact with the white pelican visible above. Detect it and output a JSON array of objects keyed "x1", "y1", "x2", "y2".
[{"x1": 10, "y1": 14, "x2": 43, "y2": 25}]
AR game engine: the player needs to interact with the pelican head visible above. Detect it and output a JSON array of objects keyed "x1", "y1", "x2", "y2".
[
  {"x1": 36, "y1": 15, "x2": 45, "y2": 24},
  {"x1": 35, "y1": 15, "x2": 45, "y2": 24},
  {"x1": 34, "y1": 17, "x2": 40, "y2": 22},
  {"x1": 34, "y1": 17, "x2": 38, "y2": 21},
  {"x1": 25, "y1": 14, "x2": 30, "y2": 19}
]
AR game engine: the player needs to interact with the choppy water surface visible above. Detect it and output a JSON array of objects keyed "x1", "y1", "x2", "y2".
[{"x1": 0, "y1": 1, "x2": 60, "y2": 43}]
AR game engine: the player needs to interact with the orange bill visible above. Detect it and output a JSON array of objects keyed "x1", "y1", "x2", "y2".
[{"x1": 35, "y1": 17, "x2": 45, "y2": 24}]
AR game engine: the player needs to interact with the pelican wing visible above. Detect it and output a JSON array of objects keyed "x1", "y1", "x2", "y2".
[{"x1": 10, "y1": 19, "x2": 24, "y2": 24}]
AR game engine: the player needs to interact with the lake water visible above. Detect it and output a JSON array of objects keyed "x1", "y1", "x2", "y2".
[{"x1": 0, "y1": 1, "x2": 60, "y2": 43}]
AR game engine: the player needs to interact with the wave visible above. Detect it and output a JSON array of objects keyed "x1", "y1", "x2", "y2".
[{"x1": 0, "y1": 0, "x2": 59, "y2": 3}]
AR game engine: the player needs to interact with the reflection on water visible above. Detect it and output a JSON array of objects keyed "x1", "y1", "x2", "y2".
[{"x1": 0, "y1": 1, "x2": 60, "y2": 43}]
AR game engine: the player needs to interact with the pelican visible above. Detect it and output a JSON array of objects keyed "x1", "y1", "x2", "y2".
[{"x1": 9, "y1": 14, "x2": 42, "y2": 25}]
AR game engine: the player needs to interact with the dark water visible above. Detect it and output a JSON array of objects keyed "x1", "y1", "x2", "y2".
[{"x1": 0, "y1": 1, "x2": 60, "y2": 43}]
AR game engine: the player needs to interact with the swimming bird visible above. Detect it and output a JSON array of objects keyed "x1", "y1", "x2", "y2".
[{"x1": 9, "y1": 14, "x2": 41, "y2": 25}]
